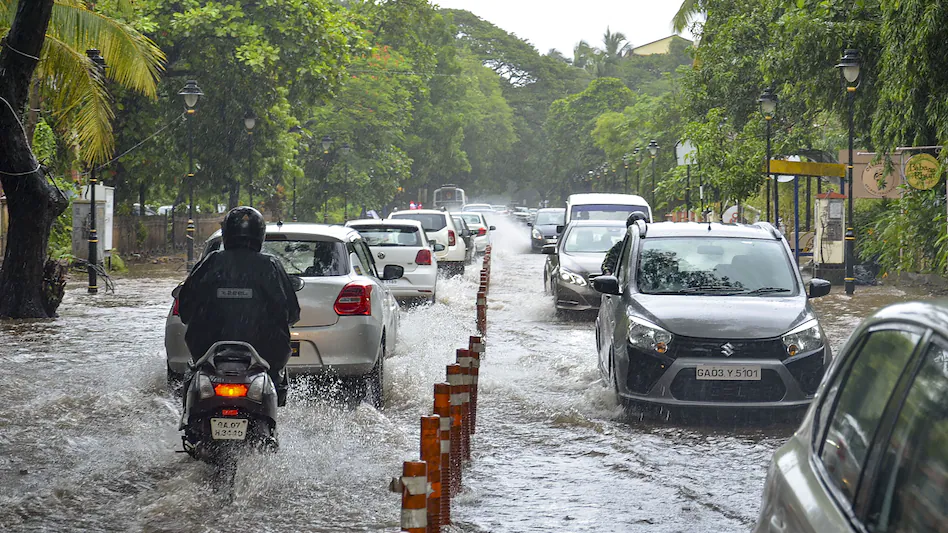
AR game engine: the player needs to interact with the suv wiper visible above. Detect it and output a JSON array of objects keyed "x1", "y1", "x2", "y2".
[{"x1": 744, "y1": 287, "x2": 792, "y2": 295}]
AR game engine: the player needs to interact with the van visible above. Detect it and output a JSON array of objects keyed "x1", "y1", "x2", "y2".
[{"x1": 564, "y1": 193, "x2": 652, "y2": 225}]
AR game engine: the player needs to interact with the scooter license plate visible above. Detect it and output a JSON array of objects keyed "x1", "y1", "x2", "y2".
[{"x1": 210, "y1": 418, "x2": 248, "y2": 440}]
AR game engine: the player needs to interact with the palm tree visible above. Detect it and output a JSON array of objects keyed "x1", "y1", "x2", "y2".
[
  {"x1": 573, "y1": 40, "x2": 594, "y2": 69},
  {"x1": 672, "y1": 0, "x2": 704, "y2": 33},
  {"x1": 0, "y1": 0, "x2": 165, "y2": 165},
  {"x1": 602, "y1": 27, "x2": 631, "y2": 59}
]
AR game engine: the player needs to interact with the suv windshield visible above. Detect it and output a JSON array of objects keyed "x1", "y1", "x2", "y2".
[
  {"x1": 637, "y1": 237, "x2": 797, "y2": 295},
  {"x1": 391, "y1": 213, "x2": 447, "y2": 232},
  {"x1": 353, "y1": 226, "x2": 421, "y2": 247},
  {"x1": 536, "y1": 211, "x2": 565, "y2": 225},
  {"x1": 563, "y1": 225, "x2": 625, "y2": 253},
  {"x1": 205, "y1": 237, "x2": 348, "y2": 276}
]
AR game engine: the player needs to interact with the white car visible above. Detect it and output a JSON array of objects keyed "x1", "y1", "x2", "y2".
[
  {"x1": 388, "y1": 209, "x2": 468, "y2": 276},
  {"x1": 462, "y1": 203, "x2": 494, "y2": 213},
  {"x1": 455, "y1": 212, "x2": 495, "y2": 254},
  {"x1": 165, "y1": 223, "x2": 401, "y2": 407},
  {"x1": 346, "y1": 219, "x2": 440, "y2": 304}
]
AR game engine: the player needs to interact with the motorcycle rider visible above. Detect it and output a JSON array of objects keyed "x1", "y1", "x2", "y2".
[
  {"x1": 178, "y1": 206, "x2": 301, "y2": 406},
  {"x1": 601, "y1": 211, "x2": 649, "y2": 275}
]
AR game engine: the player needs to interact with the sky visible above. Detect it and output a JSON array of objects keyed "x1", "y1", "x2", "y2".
[{"x1": 432, "y1": 0, "x2": 695, "y2": 57}]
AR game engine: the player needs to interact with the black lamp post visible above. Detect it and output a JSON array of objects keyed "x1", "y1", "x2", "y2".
[
  {"x1": 341, "y1": 142, "x2": 351, "y2": 220},
  {"x1": 244, "y1": 109, "x2": 256, "y2": 207},
  {"x1": 321, "y1": 135, "x2": 333, "y2": 222},
  {"x1": 837, "y1": 49, "x2": 860, "y2": 296},
  {"x1": 758, "y1": 87, "x2": 778, "y2": 226},
  {"x1": 647, "y1": 140, "x2": 659, "y2": 208},
  {"x1": 178, "y1": 79, "x2": 203, "y2": 270},
  {"x1": 634, "y1": 148, "x2": 641, "y2": 195},
  {"x1": 623, "y1": 155, "x2": 630, "y2": 194},
  {"x1": 86, "y1": 49, "x2": 106, "y2": 293}
]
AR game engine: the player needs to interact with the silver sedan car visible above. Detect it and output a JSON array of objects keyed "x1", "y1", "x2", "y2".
[{"x1": 165, "y1": 223, "x2": 400, "y2": 407}]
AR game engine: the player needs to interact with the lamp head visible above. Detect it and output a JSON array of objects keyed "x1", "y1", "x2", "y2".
[
  {"x1": 243, "y1": 109, "x2": 256, "y2": 131},
  {"x1": 321, "y1": 135, "x2": 333, "y2": 154},
  {"x1": 178, "y1": 80, "x2": 203, "y2": 109},
  {"x1": 836, "y1": 49, "x2": 861, "y2": 85}
]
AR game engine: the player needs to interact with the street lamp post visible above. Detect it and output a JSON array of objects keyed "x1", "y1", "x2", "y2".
[
  {"x1": 86, "y1": 49, "x2": 106, "y2": 294},
  {"x1": 837, "y1": 49, "x2": 860, "y2": 296},
  {"x1": 758, "y1": 87, "x2": 778, "y2": 226},
  {"x1": 341, "y1": 142, "x2": 351, "y2": 221},
  {"x1": 244, "y1": 109, "x2": 256, "y2": 207},
  {"x1": 178, "y1": 80, "x2": 203, "y2": 270},
  {"x1": 647, "y1": 140, "x2": 659, "y2": 208},
  {"x1": 321, "y1": 135, "x2": 333, "y2": 222}
]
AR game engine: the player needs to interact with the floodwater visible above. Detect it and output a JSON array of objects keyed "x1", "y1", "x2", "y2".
[{"x1": 0, "y1": 218, "x2": 930, "y2": 533}]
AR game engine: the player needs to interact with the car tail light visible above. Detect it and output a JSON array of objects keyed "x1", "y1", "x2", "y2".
[
  {"x1": 448, "y1": 230, "x2": 456, "y2": 247},
  {"x1": 214, "y1": 383, "x2": 248, "y2": 397},
  {"x1": 415, "y1": 249, "x2": 432, "y2": 265},
  {"x1": 477, "y1": 227, "x2": 487, "y2": 236},
  {"x1": 334, "y1": 282, "x2": 373, "y2": 316},
  {"x1": 172, "y1": 298, "x2": 180, "y2": 316}
]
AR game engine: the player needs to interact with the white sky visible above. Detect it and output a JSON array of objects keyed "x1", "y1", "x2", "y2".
[{"x1": 433, "y1": 0, "x2": 695, "y2": 57}]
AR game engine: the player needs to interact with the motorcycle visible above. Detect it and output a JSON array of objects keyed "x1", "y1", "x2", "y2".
[{"x1": 179, "y1": 341, "x2": 280, "y2": 486}]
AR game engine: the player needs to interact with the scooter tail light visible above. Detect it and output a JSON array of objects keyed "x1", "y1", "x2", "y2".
[
  {"x1": 214, "y1": 383, "x2": 248, "y2": 397},
  {"x1": 415, "y1": 249, "x2": 432, "y2": 265},
  {"x1": 448, "y1": 230, "x2": 456, "y2": 247},
  {"x1": 334, "y1": 282, "x2": 373, "y2": 316},
  {"x1": 221, "y1": 409, "x2": 239, "y2": 416}
]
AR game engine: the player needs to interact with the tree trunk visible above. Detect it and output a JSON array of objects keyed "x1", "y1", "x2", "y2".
[{"x1": 0, "y1": 0, "x2": 65, "y2": 319}]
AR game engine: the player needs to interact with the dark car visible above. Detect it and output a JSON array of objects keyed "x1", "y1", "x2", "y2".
[
  {"x1": 544, "y1": 220, "x2": 626, "y2": 313},
  {"x1": 451, "y1": 215, "x2": 476, "y2": 265},
  {"x1": 592, "y1": 220, "x2": 832, "y2": 409},
  {"x1": 529, "y1": 208, "x2": 566, "y2": 252}
]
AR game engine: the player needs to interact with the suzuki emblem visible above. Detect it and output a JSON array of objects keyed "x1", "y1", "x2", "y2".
[
  {"x1": 377, "y1": 252, "x2": 386, "y2": 260},
  {"x1": 721, "y1": 343, "x2": 735, "y2": 357}
]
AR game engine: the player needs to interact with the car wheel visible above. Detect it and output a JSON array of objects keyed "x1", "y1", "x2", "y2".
[
  {"x1": 167, "y1": 364, "x2": 185, "y2": 394},
  {"x1": 428, "y1": 292, "x2": 437, "y2": 305},
  {"x1": 456, "y1": 264, "x2": 465, "y2": 277},
  {"x1": 365, "y1": 343, "x2": 385, "y2": 409}
]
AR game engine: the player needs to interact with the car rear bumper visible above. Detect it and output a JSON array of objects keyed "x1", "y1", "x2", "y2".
[{"x1": 383, "y1": 267, "x2": 437, "y2": 297}]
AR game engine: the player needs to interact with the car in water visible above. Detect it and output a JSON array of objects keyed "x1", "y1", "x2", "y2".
[
  {"x1": 754, "y1": 300, "x2": 948, "y2": 533},
  {"x1": 592, "y1": 221, "x2": 833, "y2": 410},
  {"x1": 543, "y1": 220, "x2": 626, "y2": 313},
  {"x1": 456, "y1": 212, "x2": 495, "y2": 254},
  {"x1": 451, "y1": 215, "x2": 477, "y2": 264},
  {"x1": 346, "y1": 219, "x2": 441, "y2": 305},
  {"x1": 462, "y1": 203, "x2": 494, "y2": 213},
  {"x1": 565, "y1": 193, "x2": 652, "y2": 224},
  {"x1": 388, "y1": 208, "x2": 469, "y2": 276},
  {"x1": 528, "y1": 207, "x2": 566, "y2": 252},
  {"x1": 165, "y1": 223, "x2": 402, "y2": 407}
]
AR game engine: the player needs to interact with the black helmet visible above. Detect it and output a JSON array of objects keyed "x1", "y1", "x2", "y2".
[
  {"x1": 626, "y1": 212, "x2": 649, "y2": 226},
  {"x1": 222, "y1": 206, "x2": 266, "y2": 251}
]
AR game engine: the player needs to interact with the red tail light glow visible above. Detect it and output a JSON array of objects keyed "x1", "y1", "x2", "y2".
[
  {"x1": 448, "y1": 230, "x2": 456, "y2": 247},
  {"x1": 214, "y1": 384, "x2": 248, "y2": 397},
  {"x1": 415, "y1": 249, "x2": 432, "y2": 265},
  {"x1": 221, "y1": 409, "x2": 239, "y2": 416},
  {"x1": 334, "y1": 282, "x2": 373, "y2": 316},
  {"x1": 172, "y1": 298, "x2": 180, "y2": 316},
  {"x1": 477, "y1": 227, "x2": 487, "y2": 236}
]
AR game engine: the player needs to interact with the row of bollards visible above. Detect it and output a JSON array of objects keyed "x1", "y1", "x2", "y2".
[{"x1": 395, "y1": 246, "x2": 493, "y2": 532}]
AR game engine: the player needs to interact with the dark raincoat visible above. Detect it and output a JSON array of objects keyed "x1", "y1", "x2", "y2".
[{"x1": 178, "y1": 248, "x2": 301, "y2": 377}]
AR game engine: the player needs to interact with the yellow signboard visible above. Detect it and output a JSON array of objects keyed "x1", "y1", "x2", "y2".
[
  {"x1": 767, "y1": 160, "x2": 846, "y2": 178},
  {"x1": 904, "y1": 153, "x2": 941, "y2": 190}
]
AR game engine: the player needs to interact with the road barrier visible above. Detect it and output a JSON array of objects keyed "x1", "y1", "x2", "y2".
[{"x1": 394, "y1": 248, "x2": 492, "y2": 532}]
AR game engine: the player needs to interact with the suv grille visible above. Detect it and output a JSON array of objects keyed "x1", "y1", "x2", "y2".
[
  {"x1": 669, "y1": 337, "x2": 787, "y2": 360},
  {"x1": 670, "y1": 368, "x2": 786, "y2": 402}
]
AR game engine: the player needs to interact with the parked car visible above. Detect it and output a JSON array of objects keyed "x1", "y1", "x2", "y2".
[
  {"x1": 592, "y1": 220, "x2": 832, "y2": 409},
  {"x1": 543, "y1": 220, "x2": 626, "y2": 313},
  {"x1": 165, "y1": 223, "x2": 402, "y2": 407},
  {"x1": 529, "y1": 208, "x2": 566, "y2": 252},
  {"x1": 451, "y1": 215, "x2": 476, "y2": 265},
  {"x1": 388, "y1": 209, "x2": 469, "y2": 276},
  {"x1": 755, "y1": 300, "x2": 948, "y2": 533},
  {"x1": 346, "y1": 219, "x2": 440, "y2": 304},
  {"x1": 456, "y1": 212, "x2": 495, "y2": 254}
]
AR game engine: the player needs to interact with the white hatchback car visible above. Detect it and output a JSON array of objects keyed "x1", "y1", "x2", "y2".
[
  {"x1": 388, "y1": 209, "x2": 468, "y2": 276},
  {"x1": 346, "y1": 219, "x2": 440, "y2": 304},
  {"x1": 165, "y1": 223, "x2": 401, "y2": 407},
  {"x1": 455, "y1": 212, "x2": 495, "y2": 254}
]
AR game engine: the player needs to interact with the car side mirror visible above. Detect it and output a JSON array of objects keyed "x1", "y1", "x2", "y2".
[
  {"x1": 555, "y1": 225, "x2": 565, "y2": 235},
  {"x1": 592, "y1": 275, "x2": 622, "y2": 295},
  {"x1": 809, "y1": 278, "x2": 831, "y2": 298},
  {"x1": 382, "y1": 264, "x2": 405, "y2": 281},
  {"x1": 433, "y1": 243, "x2": 446, "y2": 252},
  {"x1": 289, "y1": 275, "x2": 305, "y2": 292},
  {"x1": 541, "y1": 244, "x2": 557, "y2": 255},
  {"x1": 489, "y1": 226, "x2": 496, "y2": 231}
]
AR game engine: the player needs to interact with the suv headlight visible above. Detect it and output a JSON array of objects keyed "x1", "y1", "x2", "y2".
[
  {"x1": 628, "y1": 316, "x2": 673, "y2": 354},
  {"x1": 558, "y1": 267, "x2": 587, "y2": 287},
  {"x1": 782, "y1": 319, "x2": 824, "y2": 356},
  {"x1": 532, "y1": 228, "x2": 542, "y2": 239}
]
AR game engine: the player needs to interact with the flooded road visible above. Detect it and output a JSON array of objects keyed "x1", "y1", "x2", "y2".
[{"x1": 0, "y1": 218, "x2": 932, "y2": 532}]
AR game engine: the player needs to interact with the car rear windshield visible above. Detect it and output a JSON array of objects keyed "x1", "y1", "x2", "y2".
[
  {"x1": 459, "y1": 213, "x2": 483, "y2": 225},
  {"x1": 535, "y1": 211, "x2": 565, "y2": 225},
  {"x1": 354, "y1": 226, "x2": 422, "y2": 247},
  {"x1": 570, "y1": 204, "x2": 649, "y2": 222},
  {"x1": 563, "y1": 225, "x2": 625, "y2": 253},
  {"x1": 637, "y1": 237, "x2": 797, "y2": 295},
  {"x1": 203, "y1": 237, "x2": 348, "y2": 276},
  {"x1": 392, "y1": 213, "x2": 447, "y2": 232}
]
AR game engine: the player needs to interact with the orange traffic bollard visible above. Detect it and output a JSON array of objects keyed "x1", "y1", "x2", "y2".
[
  {"x1": 401, "y1": 460, "x2": 428, "y2": 533},
  {"x1": 456, "y1": 349, "x2": 473, "y2": 460},
  {"x1": 476, "y1": 291, "x2": 487, "y2": 335},
  {"x1": 420, "y1": 415, "x2": 441, "y2": 533},
  {"x1": 446, "y1": 364, "x2": 464, "y2": 496},
  {"x1": 469, "y1": 348, "x2": 480, "y2": 433},
  {"x1": 433, "y1": 383, "x2": 452, "y2": 526}
]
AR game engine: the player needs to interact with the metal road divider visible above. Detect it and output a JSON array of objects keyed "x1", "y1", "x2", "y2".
[{"x1": 394, "y1": 248, "x2": 492, "y2": 532}]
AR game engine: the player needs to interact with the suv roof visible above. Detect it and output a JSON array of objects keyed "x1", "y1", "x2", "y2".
[
  {"x1": 205, "y1": 222, "x2": 357, "y2": 243},
  {"x1": 347, "y1": 218, "x2": 424, "y2": 229},
  {"x1": 390, "y1": 209, "x2": 447, "y2": 216},
  {"x1": 639, "y1": 221, "x2": 782, "y2": 240}
]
